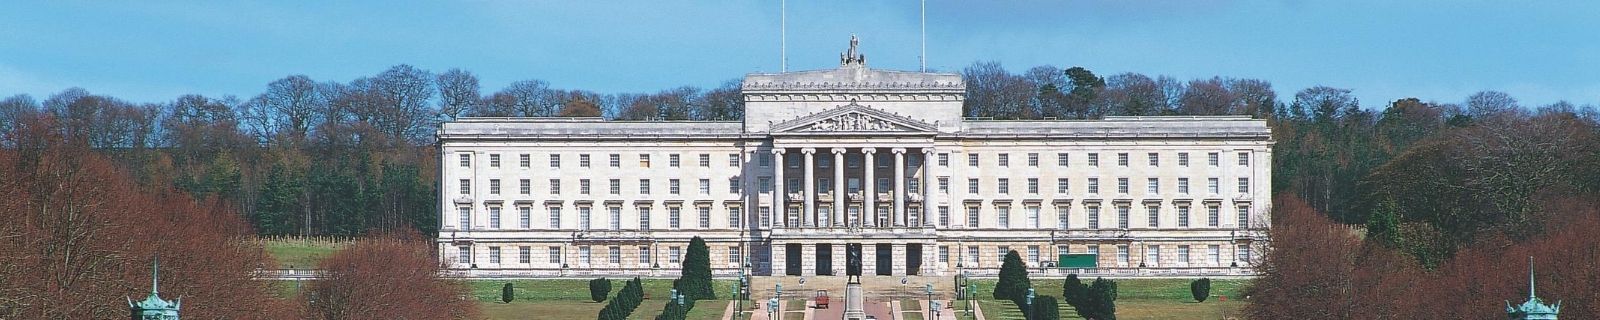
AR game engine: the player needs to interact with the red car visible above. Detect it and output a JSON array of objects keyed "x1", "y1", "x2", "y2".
[{"x1": 814, "y1": 290, "x2": 830, "y2": 309}]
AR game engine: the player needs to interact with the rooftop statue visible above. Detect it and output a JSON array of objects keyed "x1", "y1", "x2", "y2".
[{"x1": 840, "y1": 34, "x2": 866, "y2": 66}]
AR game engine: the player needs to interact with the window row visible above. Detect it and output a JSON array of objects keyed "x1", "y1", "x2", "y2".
[
  {"x1": 928, "y1": 203, "x2": 1254, "y2": 229},
  {"x1": 455, "y1": 245, "x2": 744, "y2": 267},
  {"x1": 454, "y1": 205, "x2": 746, "y2": 231},
  {"x1": 953, "y1": 151, "x2": 1252, "y2": 168},
  {"x1": 943, "y1": 177, "x2": 1252, "y2": 195},
  {"x1": 459, "y1": 152, "x2": 745, "y2": 169},
  {"x1": 937, "y1": 243, "x2": 1252, "y2": 268},
  {"x1": 460, "y1": 177, "x2": 744, "y2": 196}
]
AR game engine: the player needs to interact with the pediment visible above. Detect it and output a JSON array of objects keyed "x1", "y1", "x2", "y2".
[{"x1": 770, "y1": 101, "x2": 937, "y2": 134}]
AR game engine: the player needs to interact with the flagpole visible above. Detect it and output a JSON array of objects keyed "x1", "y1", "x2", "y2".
[
  {"x1": 920, "y1": 0, "x2": 927, "y2": 72},
  {"x1": 781, "y1": 0, "x2": 787, "y2": 73}
]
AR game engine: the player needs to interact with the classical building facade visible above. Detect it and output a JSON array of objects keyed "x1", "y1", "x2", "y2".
[{"x1": 437, "y1": 41, "x2": 1272, "y2": 277}]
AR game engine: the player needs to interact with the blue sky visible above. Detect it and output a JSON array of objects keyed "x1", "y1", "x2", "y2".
[{"x1": 2, "y1": 1, "x2": 1598, "y2": 108}]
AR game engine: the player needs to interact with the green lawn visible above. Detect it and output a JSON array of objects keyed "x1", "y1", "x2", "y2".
[
  {"x1": 964, "y1": 278, "x2": 1249, "y2": 320},
  {"x1": 260, "y1": 238, "x2": 347, "y2": 268},
  {"x1": 469, "y1": 279, "x2": 738, "y2": 302},
  {"x1": 480, "y1": 300, "x2": 730, "y2": 320}
]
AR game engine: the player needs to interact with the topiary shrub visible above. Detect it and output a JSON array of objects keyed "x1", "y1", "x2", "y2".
[
  {"x1": 680, "y1": 236, "x2": 716, "y2": 300},
  {"x1": 993, "y1": 250, "x2": 1031, "y2": 300},
  {"x1": 1033, "y1": 295, "x2": 1061, "y2": 320},
  {"x1": 590, "y1": 277, "x2": 613, "y2": 303},
  {"x1": 501, "y1": 282, "x2": 514, "y2": 303},
  {"x1": 1191, "y1": 278, "x2": 1212, "y2": 302}
]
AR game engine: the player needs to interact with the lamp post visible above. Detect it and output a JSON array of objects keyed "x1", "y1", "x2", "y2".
[
  {"x1": 767, "y1": 298, "x2": 780, "y2": 320},
  {"x1": 930, "y1": 300, "x2": 942, "y2": 320},
  {"x1": 1025, "y1": 288, "x2": 1036, "y2": 320},
  {"x1": 924, "y1": 283, "x2": 934, "y2": 319},
  {"x1": 775, "y1": 283, "x2": 783, "y2": 320}
]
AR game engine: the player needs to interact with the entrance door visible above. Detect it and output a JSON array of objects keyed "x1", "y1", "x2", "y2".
[
  {"x1": 846, "y1": 244, "x2": 863, "y2": 276},
  {"x1": 816, "y1": 244, "x2": 833, "y2": 275},
  {"x1": 906, "y1": 244, "x2": 923, "y2": 275},
  {"x1": 785, "y1": 244, "x2": 802, "y2": 276},
  {"x1": 875, "y1": 244, "x2": 893, "y2": 276}
]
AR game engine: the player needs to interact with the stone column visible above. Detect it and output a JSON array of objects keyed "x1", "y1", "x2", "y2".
[
  {"x1": 862, "y1": 148, "x2": 876, "y2": 227},
  {"x1": 923, "y1": 148, "x2": 935, "y2": 226},
  {"x1": 802, "y1": 148, "x2": 817, "y2": 227},
  {"x1": 833, "y1": 148, "x2": 846, "y2": 227},
  {"x1": 893, "y1": 148, "x2": 907, "y2": 227},
  {"x1": 772, "y1": 148, "x2": 786, "y2": 228}
]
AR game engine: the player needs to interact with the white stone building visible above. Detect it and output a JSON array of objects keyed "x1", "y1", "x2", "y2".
[{"x1": 436, "y1": 41, "x2": 1272, "y2": 278}]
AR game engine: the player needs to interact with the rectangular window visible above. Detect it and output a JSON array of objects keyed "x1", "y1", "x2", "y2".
[
  {"x1": 579, "y1": 246, "x2": 591, "y2": 265},
  {"x1": 1237, "y1": 206, "x2": 1250, "y2": 228},
  {"x1": 459, "y1": 179, "x2": 471, "y2": 194},
  {"x1": 1208, "y1": 178, "x2": 1220, "y2": 194},
  {"x1": 729, "y1": 207, "x2": 742, "y2": 228},
  {"x1": 1178, "y1": 206, "x2": 1190, "y2": 228},
  {"x1": 640, "y1": 246, "x2": 652, "y2": 265},
  {"x1": 1024, "y1": 178, "x2": 1038, "y2": 194},
  {"x1": 758, "y1": 177, "x2": 772, "y2": 193},
  {"x1": 489, "y1": 179, "x2": 501, "y2": 195},
  {"x1": 1146, "y1": 245, "x2": 1160, "y2": 266},
  {"x1": 935, "y1": 177, "x2": 948, "y2": 193},
  {"x1": 1112, "y1": 205, "x2": 1127, "y2": 229},
  {"x1": 609, "y1": 207, "x2": 621, "y2": 229},
  {"x1": 1238, "y1": 178, "x2": 1250, "y2": 193},
  {"x1": 938, "y1": 206, "x2": 950, "y2": 226},
  {"x1": 670, "y1": 247, "x2": 682, "y2": 264},
  {"x1": 1088, "y1": 205, "x2": 1101, "y2": 229},
  {"x1": 1178, "y1": 178, "x2": 1190, "y2": 194},
  {"x1": 1178, "y1": 152, "x2": 1189, "y2": 167},
  {"x1": 670, "y1": 154, "x2": 681, "y2": 167},
  {"x1": 669, "y1": 207, "x2": 681, "y2": 229},
  {"x1": 997, "y1": 246, "x2": 1009, "y2": 264},
  {"x1": 1117, "y1": 245, "x2": 1130, "y2": 266},
  {"x1": 758, "y1": 153, "x2": 771, "y2": 167},
  {"x1": 1057, "y1": 152, "x2": 1069, "y2": 167},
  {"x1": 520, "y1": 207, "x2": 532, "y2": 229},
  {"x1": 698, "y1": 207, "x2": 711, "y2": 229},
  {"x1": 639, "y1": 179, "x2": 651, "y2": 194},
  {"x1": 1238, "y1": 152, "x2": 1250, "y2": 166},
  {"x1": 759, "y1": 207, "x2": 771, "y2": 227},
  {"x1": 609, "y1": 154, "x2": 620, "y2": 167},
  {"x1": 548, "y1": 246, "x2": 561, "y2": 264},
  {"x1": 966, "y1": 207, "x2": 980, "y2": 228},
  {"x1": 549, "y1": 179, "x2": 561, "y2": 194},
  {"x1": 1027, "y1": 153, "x2": 1039, "y2": 167},
  {"x1": 579, "y1": 154, "x2": 591, "y2": 168},
  {"x1": 998, "y1": 153, "x2": 1010, "y2": 167},
  {"x1": 489, "y1": 247, "x2": 501, "y2": 264},
  {"x1": 489, "y1": 154, "x2": 500, "y2": 167},
  {"x1": 608, "y1": 246, "x2": 621, "y2": 264},
  {"x1": 608, "y1": 179, "x2": 620, "y2": 195},
  {"x1": 550, "y1": 154, "x2": 561, "y2": 168},
  {"x1": 459, "y1": 153, "x2": 471, "y2": 167},
  {"x1": 938, "y1": 153, "x2": 949, "y2": 166},
  {"x1": 1178, "y1": 245, "x2": 1191, "y2": 266},
  {"x1": 729, "y1": 154, "x2": 741, "y2": 167},
  {"x1": 997, "y1": 205, "x2": 1010, "y2": 228},
  {"x1": 1026, "y1": 205, "x2": 1040, "y2": 228},
  {"x1": 967, "y1": 246, "x2": 980, "y2": 264},
  {"x1": 489, "y1": 207, "x2": 501, "y2": 229},
  {"x1": 1088, "y1": 178, "x2": 1100, "y2": 194},
  {"x1": 579, "y1": 179, "x2": 591, "y2": 195},
  {"x1": 1147, "y1": 178, "x2": 1159, "y2": 194},
  {"x1": 520, "y1": 179, "x2": 531, "y2": 195},
  {"x1": 1236, "y1": 244, "x2": 1251, "y2": 264},
  {"x1": 1208, "y1": 245, "x2": 1222, "y2": 266},
  {"x1": 520, "y1": 154, "x2": 531, "y2": 168},
  {"x1": 1148, "y1": 152, "x2": 1159, "y2": 167},
  {"x1": 1208, "y1": 205, "x2": 1220, "y2": 227},
  {"x1": 519, "y1": 246, "x2": 532, "y2": 264},
  {"x1": 967, "y1": 178, "x2": 980, "y2": 194},
  {"x1": 640, "y1": 154, "x2": 652, "y2": 168},
  {"x1": 730, "y1": 177, "x2": 741, "y2": 194},
  {"x1": 1118, "y1": 153, "x2": 1129, "y2": 166},
  {"x1": 1056, "y1": 206, "x2": 1070, "y2": 229},
  {"x1": 699, "y1": 179, "x2": 710, "y2": 195},
  {"x1": 548, "y1": 206, "x2": 561, "y2": 228},
  {"x1": 1117, "y1": 178, "x2": 1129, "y2": 194},
  {"x1": 457, "y1": 246, "x2": 471, "y2": 265},
  {"x1": 939, "y1": 246, "x2": 950, "y2": 263},
  {"x1": 729, "y1": 246, "x2": 742, "y2": 264},
  {"x1": 638, "y1": 206, "x2": 651, "y2": 230},
  {"x1": 1028, "y1": 245, "x2": 1040, "y2": 263},
  {"x1": 1088, "y1": 153, "x2": 1099, "y2": 166},
  {"x1": 458, "y1": 207, "x2": 470, "y2": 228},
  {"x1": 670, "y1": 179, "x2": 681, "y2": 195},
  {"x1": 1057, "y1": 178, "x2": 1069, "y2": 194},
  {"x1": 1088, "y1": 246, "x2": 1099, "y2": 261},
  {"x1": 698, "y1": 154, "x2": 710, "y2": 167},
  {"x1": 1147, "y1": 205, "x2": 1159, "y2": 228},
  {"x1": 1208, "y1": 152, "x2": 1220, "y2": 166},
  {"x1": 967, "y1": 153, "x2": 979, "y2": 167},
  {"x1": 578, "y1": 207, "x2": 591, "y2": 230},
  {"x1": 998, "y1": 178, "x2": 1010, "y2": 194}
]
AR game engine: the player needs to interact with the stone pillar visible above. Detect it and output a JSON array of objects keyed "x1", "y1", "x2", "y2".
[
  {"x1": 802, "y1": 148, "x2": 816, "y2": 227},
  {"x1": 773, "y1": 148, "x2": 786, "y2": 228},
  {"x1": 862, "y1": 148, "x2": 876, "y2": 227},
  {"x1": 833, "y1": 148, "x2": 846, "y2": 227},
  {"x1": 893, "y1": 148, "x2": 907, "y2": 227},
  {"x1": 923, "y1": 148, "x2": 935, "y2": 226}
]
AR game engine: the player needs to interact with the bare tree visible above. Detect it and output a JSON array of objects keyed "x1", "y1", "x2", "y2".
[
  {"x1": 243, "y1": 75, "x2": 326, "y2": 144},
  {"x1": 1101, "y1": 73, "x2": 1167, "y2": 116},
  {"x1": 305, "y1": 231, "x2": 477, "y2": 319},
  {"x1": 698, "y1": 79, "x2": 744, "y2": 121},
  {"x1": 1465, "y1": 90, "x2": 1518, "y2": 120},
  {"x1": 1178, "y1": 77, "x2": 1236, "y2": 115},
  {"x1": 435, "y1": 68, "x2": 480, "y2": 121}
]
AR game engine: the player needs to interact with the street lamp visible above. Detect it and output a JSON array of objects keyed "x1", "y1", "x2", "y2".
[
  {"x1": 924, "y1": 283, "x2": 934, "y2": 319},
  {"x1": 930, "y1": 300, "x2": 942, "y2": 320},
  {"x1": 767, "y1": 298, "x2": 780, "y2": 320}
]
